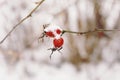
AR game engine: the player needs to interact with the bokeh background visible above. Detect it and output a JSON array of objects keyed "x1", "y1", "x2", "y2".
[{"x1": 0, "y1": 0, "x2": 120, "y2": 80}]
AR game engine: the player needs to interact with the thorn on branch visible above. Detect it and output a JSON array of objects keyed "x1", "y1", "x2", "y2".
[{"x1": 29, "y1": 14, "x2": 32, "y2": 17}]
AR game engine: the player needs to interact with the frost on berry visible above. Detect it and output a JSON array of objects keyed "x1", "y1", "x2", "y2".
[{"x1": 44, "y1": 24, "x2": 63, "y2": 37}]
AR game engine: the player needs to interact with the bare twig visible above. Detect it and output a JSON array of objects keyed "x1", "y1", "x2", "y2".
[
  {"x1": 0, "y1": 0, "x2": 45, "y2": 44},
  {"x1": 62, "y1": 29, "x2": 120, "y2": 35}
]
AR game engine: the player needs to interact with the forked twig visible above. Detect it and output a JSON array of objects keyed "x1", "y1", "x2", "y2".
[
  {"x1": 0, "y1": 0, "x2": 45, "y2": 44},
  {"x1": 48, "y1": 47, "x2": 63, "y2": 59}
]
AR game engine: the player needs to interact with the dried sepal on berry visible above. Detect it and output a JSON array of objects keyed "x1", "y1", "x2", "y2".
[{"x1": 48, "y1": 47, "x2": 63, "y2": 59}]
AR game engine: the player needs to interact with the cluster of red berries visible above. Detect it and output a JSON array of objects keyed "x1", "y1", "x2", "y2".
[{"x1": 44, "y1": 24, "x2": 64, "y2": 49}]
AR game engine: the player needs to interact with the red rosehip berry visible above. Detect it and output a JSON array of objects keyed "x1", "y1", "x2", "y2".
[
  {"x1": 56, "y1": 29, "x2": 61, "y2": 34},
  {"x1": 98, "y1": 32, "x2": 104, "y2": 38},
  {"x1": 53, "y1": 37, "x2": 64, "y2": 48},
  {"x1": 45, "y1": 31, "x2": 55, "y2": 37}
]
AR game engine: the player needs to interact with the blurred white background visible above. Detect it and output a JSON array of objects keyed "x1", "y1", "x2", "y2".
[{"x1": 0, "y1": 0, "x2": 120, "y2": 80}]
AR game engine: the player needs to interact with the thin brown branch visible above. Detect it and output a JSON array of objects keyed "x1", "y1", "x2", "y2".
[
  {"x1": 62, "y1": 29, "x2": 120, "y2": 35},
  {"x1": 0, "y1": 0, "x2": 45, "y2": 44}
]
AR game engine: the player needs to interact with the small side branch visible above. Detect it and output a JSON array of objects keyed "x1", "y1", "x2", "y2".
[
  {"x1": 0, "y1": 0, "x2": 45, "y2": 44},
  {"x1": 62, "y1": 29, "x2": 120, "y2": 35}
]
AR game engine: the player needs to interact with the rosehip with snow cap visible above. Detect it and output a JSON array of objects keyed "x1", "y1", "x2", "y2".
[{"x1": 44, "y1": 24, "x2": 63, "y2": 38}]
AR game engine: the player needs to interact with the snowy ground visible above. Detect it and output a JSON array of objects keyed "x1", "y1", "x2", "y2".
[{"x1": 0, "y1": 56, "x2": 120, "y2": 80}]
